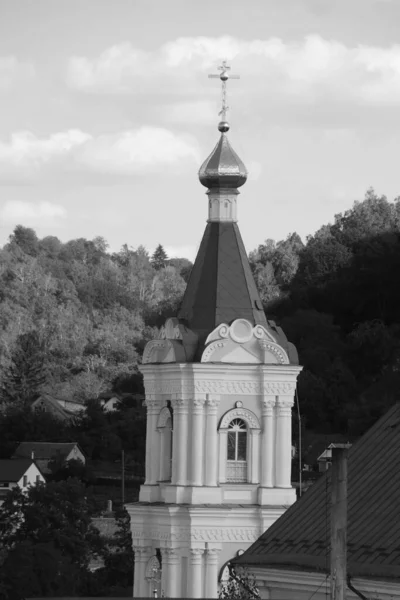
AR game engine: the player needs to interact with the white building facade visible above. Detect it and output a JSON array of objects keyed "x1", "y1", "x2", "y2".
[{"x1": 126, "y1": 63, "x2": 302, "y2": 598}]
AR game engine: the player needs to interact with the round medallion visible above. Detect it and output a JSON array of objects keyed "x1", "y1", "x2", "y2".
[{"x1": 230, "y1": 319, "x2": 253, "y2": 343}]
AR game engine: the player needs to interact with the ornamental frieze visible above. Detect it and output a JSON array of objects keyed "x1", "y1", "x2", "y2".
[
  {"x1": 131, "y1": 527, "x2": 261, "y2": 543},
  {"x1": 144, "y1": 379, "x2": 296, "y2": 396}
]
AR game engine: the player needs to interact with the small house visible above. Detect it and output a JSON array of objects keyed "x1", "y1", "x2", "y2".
[
  {"x1": 31, "y1": 395, "x2": 78, "y2": 422},
  {"x1": 13, "y1": 442, "x2": 85, "y2": 475},
  {"x1": 0, "y1": 459, "x2": 45, "y2": 503}
]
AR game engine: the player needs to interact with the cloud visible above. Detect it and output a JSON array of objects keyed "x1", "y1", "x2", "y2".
[
  {"x1": 164, "y1": 245, "x2": 198, "y2": 261},
  {"x1": 0, "y1": 56, "x2": 35, "y2": 91},
  {"x1": 0, "y1": 127, "x2": 200, "y2": 182},
  {"x1": 66, "y1": 35, "x2": 400, "y2": 107},
  {"x1": 0, "y1": 201, "x2": 66, "y2": 224}
]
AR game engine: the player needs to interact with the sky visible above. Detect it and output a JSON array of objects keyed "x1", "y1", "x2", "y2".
[{"x1": 1, "y1": 0, "x2": 400, "y2": 260}]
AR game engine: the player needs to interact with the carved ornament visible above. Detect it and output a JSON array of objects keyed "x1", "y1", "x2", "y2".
[
  {"x1": 131, "y1": 527, "x2": 261, "y2": 543},
  {"x1": 144, "y1": 379, "x2": 296, "y2": 396},
  {"x1": 219, "y1": 407, "x2": 260, "y2": 429}
]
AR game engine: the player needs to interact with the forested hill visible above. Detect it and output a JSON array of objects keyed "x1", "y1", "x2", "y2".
[{"x1": 1, "y1": 187, "x2": 400, "y2": 439}]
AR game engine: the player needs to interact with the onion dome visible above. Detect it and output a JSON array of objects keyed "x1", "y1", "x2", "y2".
[{"x1": 198, "y1": 132, "x2": 248, "y2": 190}]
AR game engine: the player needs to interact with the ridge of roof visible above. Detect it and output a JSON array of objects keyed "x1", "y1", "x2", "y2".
[{"x1": 235, "y1": 403, "x2": 400, "y2": 580}]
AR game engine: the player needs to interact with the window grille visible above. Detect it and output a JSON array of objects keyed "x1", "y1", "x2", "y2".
[{"x1": 226, "y1": 418, "x2": 247, "y2": 482}]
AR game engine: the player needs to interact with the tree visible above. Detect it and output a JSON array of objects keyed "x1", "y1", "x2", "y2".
[
  {"x1": 94, "y1": 507, "x2": 134, "y2": 595},
  {"x1": 150, "y1": 244, "x2": 168, "y2": 270},
  {"x1": 8, "y1": 225, "x2": 39, "y2": 257},
  {"x1": 219, "y1": 565, "x2": 260, "y2": 600},
  {"x1": 0, "y1": 330, "x2": 47, "y2": 411},
  {"x1": 0, "y1": 479, "x2": 104, "y2": 598}
]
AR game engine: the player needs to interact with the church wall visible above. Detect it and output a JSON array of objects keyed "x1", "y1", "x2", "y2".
[{"x1": 129, "y1": 361, "x2": 301, "y2": 597}]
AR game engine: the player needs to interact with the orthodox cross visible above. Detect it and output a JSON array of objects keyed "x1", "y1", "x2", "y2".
[{"x1": 208, "y1": 60, "x2": 240, "y2": 122}]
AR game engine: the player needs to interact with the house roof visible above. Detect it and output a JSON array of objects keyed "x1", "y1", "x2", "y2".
[
  {"x1": 13, "y1": 441, "x2": 83, "y2": 460},
  {"x1": 32, "y1": 394, "x2": 79, "y2": 416},
  {"x1": 235, "y1": 403, "x2": 400, "y2": 580},
  {"x1": 0, "y1": 458, "x2": 36, "y2": 482},
  {"x1": 177, "y1": 221, "x2": 298, "y2": 362}
]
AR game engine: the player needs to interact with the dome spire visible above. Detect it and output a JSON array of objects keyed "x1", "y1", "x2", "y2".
[
  {"x1": 208, "y1": 60, "x2": 240, "y2": 133},
  {"x1": 199, "y1": 61, "x2": 247, "y2": 219}
]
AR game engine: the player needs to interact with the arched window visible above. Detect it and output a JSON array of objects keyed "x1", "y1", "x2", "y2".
[{"x1": 227, "y1": 418, "x2": 247, "y2": 482}]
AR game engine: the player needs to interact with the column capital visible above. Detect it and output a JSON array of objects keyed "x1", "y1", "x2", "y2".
[
  {"x1": 262, "y1": 397, "x2": 276, "y2": 415},
  {"x1": 134, "y1": 545, "x2": 153, "y2": 558},
  {"x1": 193, "y1": 397, "x2": 206, "y2": 414},
  {"x1": 277, "y1": 397, "x2": 293, "y2": 416},
  {"x1": 190, "y1": 547, "x2": 205, "y2": 562},
  {"x1": 250, "y1": 428, "x2": 261, "y2": 436},
  {"x1": 145, "y1": 398, "x2": 159, "y2": 413},
  {"x1": 161, "y1": 547, "x2": 179, "y2": 564},
  {"x1": 207, "y1": 393, "x2": 220, "y2": 404},
  {"x1": 206, "y1": 394, "x2": 220, "y2": 411},
  {"x1": 171, "y1": 397, "x2": 189, "y2": 413},
  {"x1": 206, "y1": 547, "x2": 221, "y2": 562}
]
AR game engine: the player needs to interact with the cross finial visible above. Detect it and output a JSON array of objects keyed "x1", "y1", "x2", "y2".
[{"x1": 208, "y1": 60, "x2": 240, "y2": 132}]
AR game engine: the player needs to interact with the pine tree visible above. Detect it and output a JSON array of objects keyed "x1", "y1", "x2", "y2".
[
  {"x1": 1, "y1": 330, "x2": 47, "y2": 410},
  {"x1": 150, "y1": 244, "x2": 168, "y2": 271}
]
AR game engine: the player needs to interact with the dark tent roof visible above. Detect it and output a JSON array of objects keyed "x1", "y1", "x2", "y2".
[
  {"x1": 177, "y1": 222, "x2": 297, "y2": 362},
  {"x1": 235, "y1": 403, "x2": 400, "y2": 580},
  {"x1": 0, "y1": 458, "x2": 36, "y2": 482}
]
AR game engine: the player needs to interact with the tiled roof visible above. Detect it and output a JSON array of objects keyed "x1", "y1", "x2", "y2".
[
  {"x1": 177, "y1": 222, "x2": 297, "y2": 362},
  {"x1": 13, "y1": 441, "x2": 81, "y2": 460},
  {"x1": 0, "y1": 458, "x2": 34, "y2": 482},
  {"x1": 235, "y1": 403, "x2": 400, "y2": 580}
]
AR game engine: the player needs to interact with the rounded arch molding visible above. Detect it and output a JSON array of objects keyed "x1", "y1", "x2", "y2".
[
  {"x1": 157, "y1": 406, "x2": 171, "y2": 428},
  {"x1": 219, "y1": 407, "x2": 260, "y2": 430},
  {"x1": 145, "y1": 555, "x2": 161, "y2": 580}
]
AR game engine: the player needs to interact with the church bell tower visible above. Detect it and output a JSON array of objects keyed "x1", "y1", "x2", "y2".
[{"x1": 126, "y1": 61, "x2": 302, "y2": 598}]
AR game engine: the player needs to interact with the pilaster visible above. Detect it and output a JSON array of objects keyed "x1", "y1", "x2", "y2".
[
  {"x1": 205, "y1": 395, "x2": 220, "y2": 486},
  {"x1": 205, "y1": 547, "x2": 221, "y2": 598},
  {"x1": 261, "y1": 397, "x2": 276, "y2": 488},
  {"x1": 162, "y1": 548, "x2": 180, "y2": 598},
  {"x1": 191, "y1": 397, "x2": 205, "y2": 485},
  {"x1": 171, "y1": 398, "x2": 189, "y2": 486},
  {"x1": 189, "y1": 547, "x2": 204, "y2": 598},
  {"x1": 133, "y1": 545, "x2": 152, "y2": 598},
  {"x1": 250, "y1": 429, "x2": 261, "y2": 483},
  {"x1": 275, "y1": 397, "x2": 293, "y2": 489},
  {"x1": 219, "y1": 428, "x2": 228, "y2": 483},
  {"x1": 144, "y1": 398, "x2": 158, "y2": 485}
]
